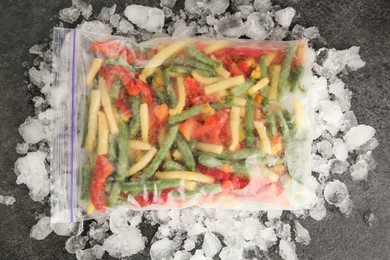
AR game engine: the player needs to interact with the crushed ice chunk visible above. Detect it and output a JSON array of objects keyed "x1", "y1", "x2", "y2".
[
  {"x1": 172, "y1": 20, "x2": 194, "y2": 37},
  {"x1": 318, "y1": 100, "x2": 343, "y2": 136},
  {"x1": 274, "y1": 7, "x2": 296, "y2": 28},
  {"x1": 124, "y1": 5, "x2": 164, "y2": 33},
  {"x1": 256, "y1": 226, "x2": 278, "y2": 250},
  {"x1": 65, "y1": 236, "x2": 88, "y2": 254},
  {"x1": 14, "y1": 151, "x2": 49, "y2": 202},
  {"x1": 279, "y1": 239, "x2": 298, "y2": 260},
  {"x1": 191, "y1": 249, "x2": 209, "y2": 260},
  {"x1": 341, "y1": 111, "x2": 358, "y2": 132},
  {"x1": 310, "y1": 76, "x2": 329, "y2": 111},
  {"x1": 323, "y1": 180, "x2": 348, "y2": 206},
  {"x1": 150, "y1": 238, "x2": 175, "y2": 259},
  {"x1": 16, "y1": 142, "x2": 29, "y2": 154},
  {"x1": 303, "y1": 27, "x2": 320, "y2": 40},
  {"x1": 309, "y1": 197, "x2": 326, "y2": 221},
  {"x1": 359, "y1": 138, "x2": 379, "y2": 154},
  {"x1": 267, "y1": 210, "x2": 283, "y2": 220},
  {"x1": 78, "y1": 21, "x2": 112, "y2": 34},
  {"x1": 109, "y1": 14, "x2": 121, "y2": 28},
  {"x1": 363, "y1": 210, "x2": 376, "y2": 226},
  {"x1": 110, "y1": 206, "x2": 142, "y2": 233},
  {"x1": 59, "y1": 7, "x2": 81, "y2": 23},
  {"x1": 103, "y1": 226, "x2": 145, "y2": 258},
  {"x1": 234, "y1": 5, "x2": 255, "y2": 19},
  {"x1": 117, "y1": 19, "x2": 134, "y2": 35},
  {"x1": 219, "y1": 247, "x2": 243, "y2": 260},
  {"x1": 206, "y1": 0, "x2": 229, "y2": 15},
  {"x1": 97, "y1": 5, "x2": 116, "y2": 22},
  {"x1": 330, "y1": 159, "x2": 349, "y2": 174},
  {"x1": 350, "y1": 151, "x2": 376, "y2": 181},
  {"x1": 19, "y1": 117, "x2": 46, "y2": 144},
  {"x1": 293, "y1": 221, "x2": 311, "y2": 245},
  {"x1": 184, "y1": 0, "x2": 206, "y2": 15},
  {"x1": 161, "y1": 0, "x2": 177, "y2": 9},
  {"x1": 0, "y1": 195, "x2": 16, "y2": 206},
  {"x1": 51, "y1": 222, "x2": 83, "y2": 236},
  {"x1": 244, "y1": 12, "x2": 274, "y2": 40},
  {"x1": 269, "y1": 26, "x2": 289, "y2": 41},
  {"x1": 215, "y1": 16, "x2": 245, "y2": 38},
  {"x1": 188, "y1": 222, "x2": 207, "y2": 236},
  {"x1": 30, "y1": 216, "x2": 52, "y2": 240},
  {"x1": 72, "y1": 0, "x2": 93, "y2": 19},
  {"x1": 316, "y1": 140, "x2": 333, "y2": 159},
  {"x1": 203, "y1": 232, "x2": 222, "y2": 258},
  {"x1": 344, "y1": 125, "x2": 375, "y2": 150},
  {"x1": 173, "y1": 251, "x2": 192, "y2": 260},
  {"x1": 253, "y1": 0, "x2": 272, "y2": 12},
  {"x1": 183, "y1": 237, "x2": 196, "y2": 251},
  {"x1": 76, "y1": 244, "x2": 105, "y2": 260},
  {"x1": 311, "y1": 154, "x2": 330, "y2": 179},
  {"x1": 29, "y1": 67, "x2": 52, "y2": 89},
  {"x1": 88, "y1": 221, "x2": 109, "y2": 243},
  {"x1": 332, "y1": 138, "x2": 348, "y2": 161}
]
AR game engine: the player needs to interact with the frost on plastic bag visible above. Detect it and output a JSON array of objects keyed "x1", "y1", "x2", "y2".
[{"x1": 51, "y1": 28, "x2": 316, "y2": 223}]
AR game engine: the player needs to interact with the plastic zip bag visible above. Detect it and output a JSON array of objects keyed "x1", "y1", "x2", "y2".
[{"x1": 51, "y1": 28, "x2": 316, "y2": 223}]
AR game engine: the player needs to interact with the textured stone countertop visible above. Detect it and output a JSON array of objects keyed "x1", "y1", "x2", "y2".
[{"x1": 0, "y1": 0, "x2": 389, "y2": 259}]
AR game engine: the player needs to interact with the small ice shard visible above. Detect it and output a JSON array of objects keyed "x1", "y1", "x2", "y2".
[
  {"x1": 78, "y1": 21, "x2": 112, "y2": 34},
  {"x1": 323, "y1": 180, "x2": 348, "y2": 206},
  {"x1": 14, "y1": 151, "x2": 49, "y2": 202},
  {"x1": 350, "y1": 152, "x2": 375, "y2": 181},
  {"x1": 215, "y1": 16, "x2": 245, "y2": 38},
  {"x1": 279, "y1": 239, "x2": 298, "y2": 260},
  {"x1": 160, "y1": 0, "x2": 177, "y2": 9},
  {"x1": 28, "y1": 67, "x2": 52, "y2": 89},
  {"x1": 109, "y1": 14, "x2": 121, "y2": 28},
  {"x1": 150, "y1": 238, "x2": 175, "y2": 259},
  {"x1": 344, "y1": 125, "x2": 375, "y2": 151},
  {"x1": 293, "y1": 221, "x2": 311, "y2": 245},
  {"x1": 117, "y1": 19, "x2": 134, "y2": 34},
  {"x1": 30, "y1": 216, "x2": 52, "y2": 240},
  {"x1": 103, "y1": 226, "x2": 145, "y2": 258},
  {"x1": 360, "y1": 138, "x2": 379, "y2": 153},
  {"x1": 72, "y1": 0, "x2": 93, "y2": 19},
  {"x1": 0, "y1": 195, "x2": 16, "y2": 206},
  {"x1": 274, "y1": 7, "x2": 296, "y2": 28},
  {"x1": 269, "y1": 26, "x2": 289, "y2": 41},
  {"x1": 65, "y1": 236, "x2": 88, "y2": 254},
  {"x1": 16, "y1": 142, "x2": 29, "y2": 154},
  {"x1": 202, "y1": 232, "x2": 222, "y2": 258},
  {"x1": 363, "y1": 210, "x2": 376, "y2": 226},
  {"x1": 332, "y1": 138, "x2": 348, "y2": 161},
  {"x1": 19, "y1": 117, "x2": 46, "y2": 144},
  {"x1": 59, "y1": 7, "x2": 81, "y2": 23},
  {"x1": 244, "y1": 12, "x2": 274, "y2": 40},
  {"x1": 124, "y1": 5, "x2": 164, "y2": 33},
  {"x1": 330, "y1": 159, "x2": 349, "y2": 174},
  {"x1": 253, "y1": 0, "x2": 272, "y2": 12},
  {"x1": 97, "y1": 5, "x2": 116, "y2": 22},
  {"x1": 309, "y1": 197, "x2": 326, "y2": 221},
  {"x1": 341, "y1": 111, "x2": 358, "y2": 132}
]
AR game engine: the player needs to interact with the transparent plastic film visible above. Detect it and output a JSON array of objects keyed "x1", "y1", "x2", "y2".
[{"x1": 51, "y1": 28, "x2": 315, "y2": 223}]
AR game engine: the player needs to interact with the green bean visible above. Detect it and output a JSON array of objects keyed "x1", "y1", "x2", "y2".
[
  {"x1": 81, "y1": 95, "x2": 90, "y2": 148},
  {"x1": 167, "y1": 65, "x2": 192, "y2": 74},
  {"x1": 175, "y1": 134, "x2": 196, "y2": 171},
  {"x1": 81, "y1": 164, "x2": 91, "y2": 201},
  {"x1": 163, "y1": 160, "x2": 187, "y2": 171},
  {"x1": 108, "y1": 134, "x2": 118, "y2": 162},
  {"x1": 122, "y1": 180, "x2": 182, "y2": 193},
  {"x1": 186, "y1": 45, "x2": 221, "y2": 68},
  {"x1": 277, "y1": 110, "x2": 290, "y2": 143},
  {"x1": 261, "y1": 96, "x2": 269, "y2": 106},
  {"x1": 105, "y1": 57, "x2": 136, "y2": 72},
  {"x1": 245, "y1": 95, "x2": 255, "y2": 147},
  {"x1": 198, "y1": 153, "x2": 249, "y2": 176},
  {"x1": 117, "y1": 121, "x2": 129, "y2": 181},
  {"x1": 162, "y1": 68, "x2": 177, "y2": 107},
  {"x1": 107, "y1": 181, "x2": 121, "y2": 207},
  {"x1": 128, "y1": 95, "x2": 140, "y2": 139},
  {"x1": 290, "y1": 64, "x2": 304, "y2": 92},
  {"x1": 282, "y1": 109, "x2": 295, "y2": 131},
  {"x1": 109, "y1": 81, "x2": 121, "y2": 100},
  {"x1": 151, "y1": 85, "x2": 168, "y2": 104},
  {"x1": 171, "y1": 184, "x2": 222, "y2": 198},
  {"x1": 231, "y1": 79, "x2": 256, "y2": 96},
  {"x1": 172, "y1": 56, "x2": 214, "y2": 72},
  {"x1": 215, "y1": 149, "x2": 264, "y2": 160},
  {"x1": 278, "y1": 42, "x2": 298, "y2": 101},
  {"x1": 210, "y1": 98, "x2": 235, "y2": 110},
  {"x1": 259, "y1": 55, "x2": 268, "y2": 79},
  {"x1": 265, "y1": 109, "x2": 277, "y2": 137},
  {"x1": 141, "y1": 125, "x2": 179, "y2": 180},
  {"x1": 194, "y1": 69, "x2": 216, "y2": 77},
  {"x1": 168, "y1": 105, "x2": 203, "y2": 125}
]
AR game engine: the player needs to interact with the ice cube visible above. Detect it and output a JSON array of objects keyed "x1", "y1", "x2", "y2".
[
  {"x1": 219, "y1": 247, "x2": 243, "y2": 260},
  {"x1": 253, "y1": 0, "x2": 272, "y2": 12},
  {"x1": 293, "y1": 221, "x2": 310, "y2": 245},
  {"x1": 72, "y1": 0, "x2": 93, "y2": 19},
  {"x1": 103, "y1": 226, "x2": 145, "y2": 258},
  {"x1": 332, "y1": 138, "x2": 348, "y2": 161},
  {"x1": 117, "y1": 19, "x2": 134, "y2": 35},
  {"x1": 330, "y1": 159, "x2": 349, "y2": 174},
  {"x1": 274, "y1": 7, "x2": 296, "y2": 28},
  {"x1": 150, "y1": 238, "x2": 175, "y2": 259},
  {"x1": 244, "y1": 12, "x2": 274, "y2": 40},
  {"x1": 279, "y1": 239, "x2": 298, "y2": 260},
  {"x1": 323, "y1": 180, "x2": 348, "y2": 206},
  {"x1": 65, "y1": 236, "x2": 88, "y2": 254},
  {"x1": 316, "y1": 140, "x2": 333, "y2": 159},
  {"x1": 0, "y1": 195, "x2": 16, "y2": 206},
  {"x1": 161, "y1": 0, "x2": 177, "y2": 9},
  {"x1": 97, "y1": 5, "x2": 116, "y2": 22},
  {"x1": 16, "y1": 142, "x2": 29, "y2": 154},
  {"x1": 59, "y1": 7, "x2": 81, "y2": 23},
  {"x1": 30, "y1": 216, "x2": 52, "y2": 240},
  {"x1": 215, "y1": 16, "x2": 245, "y2": 38},
  {"x1": 172, "y1": 20, "x2": 194, "y2": 37},
  {"x1": 78, "y1": 21, "x2": 112, "y2": 34},
  {"x1": 344, "y1": 125, "x2": 375, "y2": 150},
  {"x1": 124, "y1": 5, "x2": 164, "y2": 33},
  {"x1": 14, "y1": 151, "x2": 49, "y2": 202},
  {"x1": 309, "y1": 197, "x2": 326, "y2": 221},
  {"x1": 203, "y1": 232, "x2": 222, "y2": 258},
  {"x1": 51, "y1": 222, "x2": 83, "y2": 236},
  {"x1": 206, "y1": 0, "x2": 229, "y2": 15}
]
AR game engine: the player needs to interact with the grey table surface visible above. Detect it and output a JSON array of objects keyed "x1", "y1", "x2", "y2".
[{"x1": 0, "y1": 0, "x2": 389, "y2": 259}]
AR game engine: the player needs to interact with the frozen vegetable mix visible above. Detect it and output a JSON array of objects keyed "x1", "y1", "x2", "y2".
[{"x1": 51, "y1": 28, "x2": 315, "y2": 223}]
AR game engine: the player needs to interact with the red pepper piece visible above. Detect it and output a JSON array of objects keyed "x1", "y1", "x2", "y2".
[
  {"x1": 196, "y1": 111, "x2": 230, "y2": 144},
  {"x1": 154, "y1": 104, "x2": 169, "y2": 126},
  {"x1": 221, "y1": 180, "x2": 234, "y2": 192},
  {"x1": 160, "y1": 188, "x2": 175, "y2": 203},
  {"x1": 90, "y1": 155, "x2": 114, "y2": 213},
  {"x1": 196, "y1": 165, "x2": 230, "y2": 181},
  {"x1": 92, "y1": 40, "x2": 136, "y2": 64},
  {"x1": 135, "y1": 79, "x2": 155, "y2": 107},
  {"x1": 230, "y1": 174, "x2": 249, "y2": 189},
  {"x1": 184, "y1": 77, "x2": 204, "y2": 97},
  {"x1": 237, "y1": 60, "x2": 252, "y2": 77},
  {"x1": 194, "y1": 42, "x2": 208, "y2": 51},
  {"x1": 179, "y1": 117, "x2": 203, "y2": 141},
  {"x1": 223, "y1": 57, "x2": 233, "y2": 71},
  {"x1": 99, "y1": 65, "x2": 140, "y2": 95},
  {"x1": 115, "y1": 89, "x2": 132, "y2": 120},
  {"x1": 271, "y1": 51, "x2": 285, "y2": 65},
  {"x1": 212, "y1": 48, "x2": 233, "y2": 59},
  {"x1": 134, "y1": 194, "x2": 154, "y2": 207},
  {"x1": 256, "y1": 182, "x2": 283, "y2": 202},
  {"x1": 228, "y1": 62, "x2": 244, "y2": 77},
  {"x1": 190, "y1": 95, "x2": 217, "y2": 106}
]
